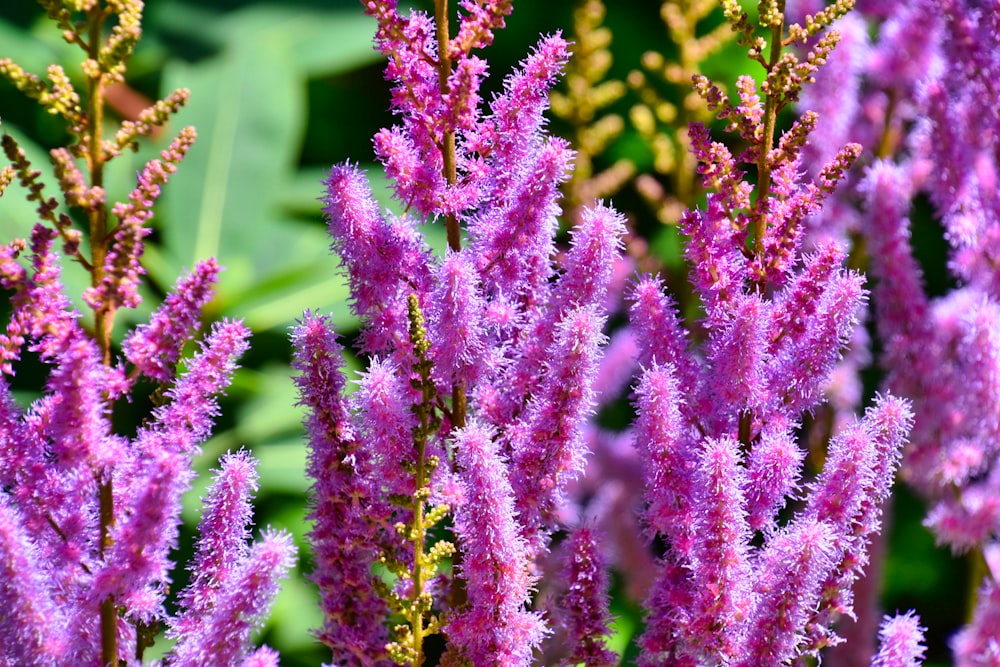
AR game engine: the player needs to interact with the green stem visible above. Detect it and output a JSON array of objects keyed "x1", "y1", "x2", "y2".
[
  {"x1": 752, "y1": 19, "x2": 784, "y2": 260},
  {"x1": 434, "y1": 0, "x2": 461, "y2": 253},
  {"x1": 84, "y1": 6, "x2": 118, "y2": 665},
  {"x1": 965, "y1": 544, "x2": 988, "y2": 624},
  {"x1": 432, "y1": 0, "x2": 470, "y2": 616}
]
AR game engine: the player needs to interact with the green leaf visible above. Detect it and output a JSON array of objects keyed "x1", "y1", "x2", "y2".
[
  {"x1": 149, "y1": 3, "x2": 380, "y2": 78},
  {"x1": 159, "y1": 32, "x2": 304, "y2": 266},
  {"x1": 215, "y1": 6, "x2": 380, "y2": 78},
  {"x1": 0, "y1": 16, "x2": 58, "y2": 75}
]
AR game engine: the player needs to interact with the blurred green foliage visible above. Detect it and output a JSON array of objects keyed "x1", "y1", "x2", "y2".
[{"x1": 0, "y1": 1, "x2": 962, "y2": 665}]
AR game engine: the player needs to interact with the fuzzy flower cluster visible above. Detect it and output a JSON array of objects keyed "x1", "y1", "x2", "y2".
[
  {"x1": 294, "y1": 0, "x2": 626, "y2": 664},
  {"x1": 0, "y1": 2, "x2": 293, "y2": 664},
  {"x1": 791, "y1": 0, "x2": 1000, "y2": 661},
  {"x1": 0, "y1": 220, "x2": 292, "y2": 667},
  {"x1": 290, "y1": 0, "x2": 931, "y2": 665},
  {"x1": 627, "y1": 72, "x2": 914, "y2": 667}
]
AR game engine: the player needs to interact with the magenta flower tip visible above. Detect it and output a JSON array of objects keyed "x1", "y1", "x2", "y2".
[{"x1": 871, "y1": 611, "x2": 926, "y2": 667}]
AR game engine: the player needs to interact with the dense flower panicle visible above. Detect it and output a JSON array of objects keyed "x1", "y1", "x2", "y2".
[
  {"x1": 492, "y1": 203, "x2": 625, "y2": 426},
  {"x1": 632, "y1": 364, "x2": 694, "y2": 547},
  {"x1": 322, "y1": 163, "x2": 434, "y2": 358},
  {"x1": 627, "y1": 276, "x2": 693, "y2": 388},
  {"x1": 705, "y1": 292, "x2": 769, "y2": 416},
  {"x1": 870, "y1": 612, "x2": 927, "y2": 667},
  {"x1": 0, "y1": 225, "x2": 79, "y2": 371},
  {"x1": 477, "y1": 34, "x2": 570, "y2": 203},
  {"x1": 171, "y1": 450, "x2": 260, "y2": 638},
  {"x1": 912, "y1": 2, "x2": 1000, "y2": 296},
  {"x1": 549, "y1": 203, "x2": 628, "y2": 317},
  {"x1": 556, "y1": 526, "x2": 617, "y2": 667},
  {"x1": 427, "y1": 251, "x2": 490, "y2": 388},
  {"x1": 307, "y1": 6, "x2": 625, "y2": 662},
  {"x1": 621, "y1": 4, "x2": 917, "y2": 659},
  {"x1": 469, "y1": 135, "x2": 571, "y2": 305},
  {"x1": 509, "y1": 306, "x2": 606, "y2": 554},
  {"x1": 0, "y1": 5, "x2": 289, "y2": 662},
  {"x1": 45, "y1": 333, "x2": 117, "y2": 469},
  {"x1": 150, "y1": 319, "x2": 251, "y2": 448},
  {"x1": 740, "y1": 520, "x2": 837, "y2": 666},
  {"x1": 291, "y1": 313, "x2": 392, "y2": 663},
  {"x1": 743, "y1": 416, "x2": 803, "y2": 533},
  {"x1": 123, "y1": 258, "x2": 221, "y2": 383},
  {"x1": 770, "y1": 265, "x2": 866, "y2": 416},
  {"x1": 952, "y1": 580, "x2": 1000, "y2": 667},
  {"x1": 0, "y1": 495, "x2": 70, "y2": 666},
  {"x1": 864, "y1": 160, "x2": 1000, "y2": 512},
  {"x1": 240, "y1": 646, "x2": 281, "y2": 667},
  {"x1": 354, "y1": 357, "x2": 418, "y2": 500},
  {"x1": 798, "y1": 397, "x2": 912, "y2": 654},
  {"x1": 93, "y1": 450, "x2": 191, "y2": 606},
  {"x1": 167, "y1": 529, "x2": 295, "y2": 667},
  {"x1": 447, "y1": 422, "x2": 544, "y2": 666},
  {"x1": 688, "y1": 436, "x2": 751, "y2": 661}
]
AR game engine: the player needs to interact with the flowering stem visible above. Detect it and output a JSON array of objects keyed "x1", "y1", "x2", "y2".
[
  {"x1": 753, "y1": 20, "x2": 784, "y2": 260},
  {"x1": 431, "y1": 1, "x2": 471, "y2": 623},
  {"x1": 408, "y1": 294, "x2": 439, "y2": 666},
  {"x1": 435, "y1": 0, "x2": 462, "y2": 254},
  {"x1": 965, "y1": 546, "x2": 988, "y2": 623},
  {"x1": 85, "y1": 12, "x2": 115, "y2": 363},
  {"x1": 82, "y1": 6, "x2": 118, "y2": 664}
]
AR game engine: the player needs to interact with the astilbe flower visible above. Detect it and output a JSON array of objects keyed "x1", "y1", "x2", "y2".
[
  {"x1": 0, "y1": 225, "x2": 290, "y2": 664},
  {"x1": 166, "y1": 452, "x2": 296, "y2": 667},
  {"x1": 0, "y1": 3, "x2": 292, "y2": 663},
  {"x1": 790, "y1": 1, "x2": 1000, "y2": 661},
  {"x1": 295, "y1": 1, "x2": 625, "y2": 664},
  {"x1": 554, "y1": 525, "x2": 617, "y2": 667},
  {"x1": 625, "y1": 2, "x2": 917, "y2": 664},
  {"x1": 871, "y1": 612, "x2": 928, "y2": 667}
]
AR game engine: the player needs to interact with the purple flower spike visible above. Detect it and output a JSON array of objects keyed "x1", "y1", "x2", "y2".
[
  {"x1": 0, "y1": 494, "x2": 69, "y2": 666},
  {"x1": 740, "y1": 520, "x2": 837, "y2": 667},
  {"x1": 428, "y1": 251, "x2": 489, "y2": 387},
  {"x1": 689, "y1": 436, "x2": 751, "y2": 661},
  {"x1": 706, "y1": 293, "x2": 770, "y2": 417},
  {"x1": 744, "y1": 416, "x2": 803, "y2": 533},
  {"x1": 448, "y1": 422, "x2": 543, "y2": 667},
  {"x1": 870, "y1": 612, "x2": 926, "y2": 667},
  {"x1": 470, "y1": 137, "x2": 571, "y2": 304},
  {"x1": 551, "y1": 203, "x2": 628, "y2": 315},
  {"x1": 627, "y1": 276, "x2": 693, "y2": 387},
  {"x1": 172, "y1": 450, "x2": 259, "y2": 639},
  {"x1": 45, "y1": 333, "x2": 115, "y2": 470},
  {"x1": 168, "y1": 529, "x2": 296, "y2": 667},
  {"x1": 123, "y1": 258, "x2": 220, "y2": 383},
  {"x1": 510, "y1": 306, "x2": 606, "y2": 553},
  {"x1": 355, "y1": 357, "x2": 417, "y2": 500},
  {"x1": 632, "y1": 363, "x2": 694, "y2": 549},
  {"x1": 952, "y1": 579, "x2": 1000, "y2": 667},
  {"x1": 291, "y1": 313, "x2": 391, "y2": 663},
  {"x1": 152, "y1": 319, "x2": 251, "y2": 450},
  {"x1": 557, "y1": 526, "x2": 617, "y2": 667},
  {"x1": 478, "y1": 33, "x2": 569, "y2": 202},
  {"x1": 322, "y1": 163, "x2": 433, "y2": 357},
  {"x1": 93, "y1": 450, "x2": 191, "y2": 607},
  {"x1": 240, "y1": 646, "x2": 281, "y2": 667}
]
